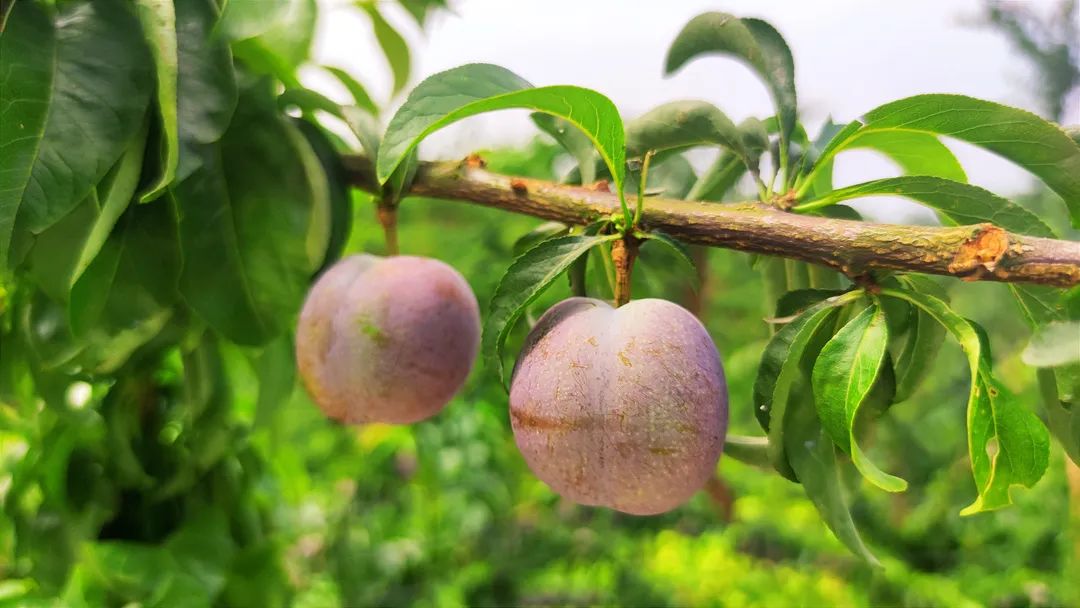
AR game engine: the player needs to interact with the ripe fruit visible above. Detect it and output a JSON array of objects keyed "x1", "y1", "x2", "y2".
[
  {"x1": 509, "y1": 297, "x2": 728, "y2": 515},
  {"x1": 296, "y1": 254, "x2": 480, "y2": 424}
]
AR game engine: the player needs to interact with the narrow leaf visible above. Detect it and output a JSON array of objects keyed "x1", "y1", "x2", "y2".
[
  {"x1": 70, "y1": 199, "x2": 180, "y2": 338},
  {"x1": 754, "y1": 293, "x2": 857, "y2": 479},
  {"x1": 624, "y1": 100, "x2": 746, "y2": 164},
  {"x1": 362, "y1": 3, "x2": 410, "y2": 95},
  {"x1": 686, "y1": 152, "x2": 745, "y2": 201},
  {"x1": 135, "y1": 0, "x2": 179, "y2": 202},
  {"x1": 863, "y1": 95, "x2": 1080, "y2": 226},
  {"x1": 665, "y1": 13, "x2": 797, "y2": 153},
  {"x1": 513, "y1": 221, "x2": 569, "y2": 257},
  {"x1": 641, "y1": 232, "x2": 700, "y2": 292},
  {"x1": 342, "y1": 106, "x2": 382, "y2": 160},
  {"x1": 175, "y1": 0, "x2": 239, "y2": 183},
  {"x1": 813, "y1": 305, "x2": 906, "y2": 492},
  {"x1": 0, "y1": 0, "x2": 54, "y2": 268},
  {"x1": 881, "y1": 287, "x2": 1050, "y2": 514},
  {"x1": 378, "y1": 64, "x2": 628, "y2": 217},
  {"x1": 532, "y1": 113, "x2": 597, "y2": 184},
  {"x1": 279, "y1": 87, "x2": 345, "y2": 120},
  {"x1": 483, "y1": 234, "x2": 618, "y2": 385},
  {"x1": 324, "y1": 66, "x2": 379, "y2": 115},
  {"x1": 22, "y1": 121, "x2": 149, "y2": 302},
  {"x1": 294, "y1": 119, "x2": 352, "y2": 272},
  {"x1": 784, "y1": 391, "x2": 880, "y2": 565},
  {"x1": 892, "y1": 305, "x2": 947, "y2": 403},
  {"x1": 723, "y1": 435, "x2": 770, "y2": 468},
  {"x1": 803, "y1": 124, "x2": 967, "y2": 196},
  {"x1": 174, "y1": 88, "x2": 329, "y2": 346},
  {"x1": 230, "y1": 0, "x2": 316, "y2": 81},
  {"x1": 1, "y1": 0, "x2": 154, "y2": 262},
  {"x1": 219, "y1": 0, "x2": 292, "y2": 40},
  {"x1": 797, "y1": 176, "x2": 1054, "y2": 238}
]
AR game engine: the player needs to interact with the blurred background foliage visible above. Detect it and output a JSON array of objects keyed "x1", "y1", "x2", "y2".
[{"x1": 1, "y1": 0, "x2": 1078, "y2": 606}]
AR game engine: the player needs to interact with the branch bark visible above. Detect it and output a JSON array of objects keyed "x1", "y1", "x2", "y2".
[{"x1": 342, "y1": 156, "x2": 1080, "y2": 287}]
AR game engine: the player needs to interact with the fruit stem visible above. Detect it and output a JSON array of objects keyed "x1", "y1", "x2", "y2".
[
  {"x1": 611, "y1": 235, "x2": 639, "y2": 307},
  {"x1": 376, "y1": 202, "x2": 399, "y2": 256}
]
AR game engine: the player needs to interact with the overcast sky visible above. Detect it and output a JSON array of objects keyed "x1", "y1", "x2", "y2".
[{"x1": 304, "y1": 0, "x2": 1077, "y2": 216}]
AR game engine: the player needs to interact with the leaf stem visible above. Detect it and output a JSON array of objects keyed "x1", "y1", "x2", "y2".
[
  {"x1": 611, "y1": 235, "x2": 639, "y2": 307},
  {"x1": 754, "y1": 173, "x2": 770, "y2": 202},
  {"x1": 779, "y1": 137, "x2": 792, "y2": 191},
  {"x1": 723, "y1": 435, "x2": 772, "y2": 468},
  {"x1": 376, "y1": 200, "x2": 399, "y2": 256},
  {"x1": 634, "y1": 150, "x2": 655, "y2": 227}
]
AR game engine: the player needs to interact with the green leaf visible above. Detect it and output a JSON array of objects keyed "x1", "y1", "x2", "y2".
[
  {"x1": 624, "y1": 100, "x2": 746, "y2": 164},
  {"x1": 754, "y1": 293, "x2": 856, "y2": 479},
  {"x1": 70, "y1": 197, "x2": 180, "y2": 340},
  {"x1": 665, "y1": 13, "x2": 797, "y2": 157},
  {"x1": 1, "y1": 0, "x2": 154, "y2": 266},
  {"x1": 532, "y1": 113, "x2": 598, "y2": 184},
  {"x1": 252, "y1": 334, "x2": 297, "y2": 432},
  {"x1": 775, "y1": 288, "x2": 847, "y2": 319},
  {"x1": 641, "y1": 154, "x2": 697, "y2": 200},
  {"x1": 229, "y1": 0, "x2": 317, "y2": 85},
  {"x1": 1039, "y1": 368, "x2": 1080, "y2": 465},
  {"x1": 294, "y1": 119, "x2": 352, "y2": 272},
  {"x1": 738, "y1": 117, "x2": 769, "y2": 173},
  {"x1": 219, "y1": 0, "x2": 291, "y2": 40},
  {"x1": 175, "y1": 0, "x2": 239, "y2": 183},
  {"x1": 880, "y1": 287, "x2": 1050, "y2": 514},
  {"x1": 278, "y1": 87, "x2": 345, "y2": 120},
  {"x1": 79, "y1": 123, "x2": 151, "y2": 279},
  {"x1": 813, "y1": 305, "x2": 906, "y2": 492},
  {"x1": 0, "y1": 0, "x2": 54, "y2": 269},
  {"x1": 892, "y1": 302, "x2": 947, "y2": 403},
  {"x1": 173, "y1": 87, "x2": 329, "y2": 346},
  {"x1": 23, "y1": 120, "x2": 151, "y2": 302},
  {"x1": 1010, "y1": 283, "x2": 1068, "y2": 327},
  {"x1": 802, "y1": 124, "x2": 967, "y2": 196},
  {"x1": 25, "y1": 194, "x2": 101, "y2": 302},
  {"x1": 861, "y1": 95, "x2": 1080, "y2": 227},
  {"x1": 377, "y1": 64, "x2": 629, "y2": 219},
  {"x1": 135, "y1": 0, "x2": 179, "y2": 202},
  {"x1": 513, "y1": 221, "x2": 569, "y2": 257},
  {"x1": 846, "y1": 130, "x2": 966, "y2": 181},
  {"x1": 166, "y1": 510, "x2": 236, "y2": 600},
  {"x1": 796, "y1": 176, "x2": 1054, "y2": 238},
  {"x1": 640, "y1": 232, "x2": 699, "y2": 292},
  {"x1": 342, "y1": 106, "x2": 382, "y2": 160},
  {"x1": 784, "y1": 390, "x2": 880, "y2": 565},
  {"x1": 361, "y1": 3, "x2": 410, "y2": 95},
  {"x1": 686, "y1": 152, "x2": 745, "y2": 201},
  {"x1": 399, "y1": 0, "x2": 447, "y2": 27},
  {"x1": 324, "y1": 66, "x2": 379, "y2": 115},
  {"x1": 1022, "y1": 321, "x2": 1080, "y2": 367},
  {"x1": 722, "y1": 435, "x2": 770, "y2": 467},
  {"x1": 483, "y1": 234, "x2": 618, "y2": 385}
]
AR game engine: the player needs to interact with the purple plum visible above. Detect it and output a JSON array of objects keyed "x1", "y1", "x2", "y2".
[
  {"x1": 509, "y1": 297, "x2": 728, "y2": 515},
  {"x1": 296, "y1": 254, "x2": 480, "y2": 424}
]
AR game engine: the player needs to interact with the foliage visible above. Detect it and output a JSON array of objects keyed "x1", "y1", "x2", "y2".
[{"x1": 1, "y1": 1, "x2": 1079, "y2": 606}]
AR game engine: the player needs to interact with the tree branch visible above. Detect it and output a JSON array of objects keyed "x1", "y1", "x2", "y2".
[{"x1": 342, "y1": 156, "x2": 1080, "y2": 287}]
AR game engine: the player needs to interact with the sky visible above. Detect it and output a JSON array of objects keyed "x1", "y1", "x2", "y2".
[{"x1": 303, "y1": 0, "x2": 1077, "y2": 218}]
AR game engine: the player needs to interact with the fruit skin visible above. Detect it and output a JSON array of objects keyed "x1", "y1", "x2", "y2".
[
  {"x1": 509, "y1": 297, "x2": 728, "y2": 515},
  {"x1": 296, "y1": 254, "x2": 480, "y2": 424}
]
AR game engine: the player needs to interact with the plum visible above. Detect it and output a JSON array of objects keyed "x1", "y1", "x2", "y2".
[
  {"x1": 509, "y1": 297, "x2": 728, "y2": 515},
  {"x1": 296, "y1": 254, "x2": 480, "y2": 424}
]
